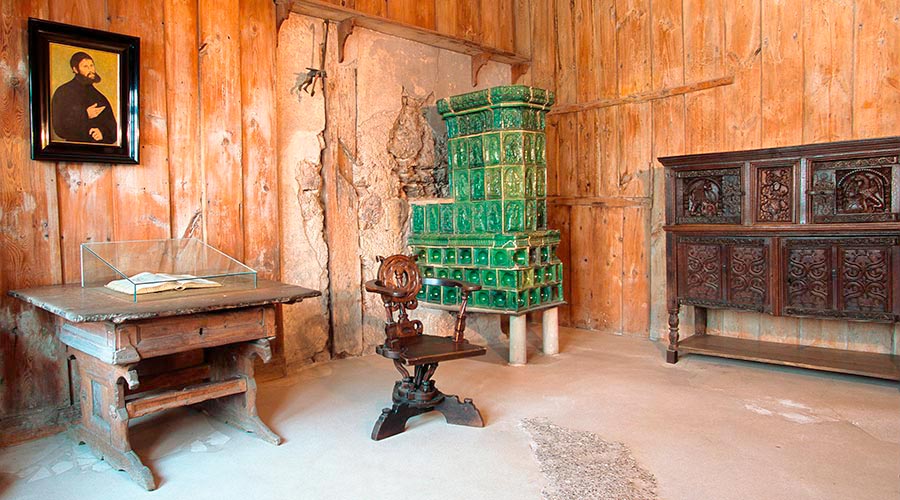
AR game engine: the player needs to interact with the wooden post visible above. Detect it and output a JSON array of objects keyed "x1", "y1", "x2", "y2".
[
  {"x1": 542, "y1": 307, "x2": 559, "y2": 355},
  {"x1": 509, "y1": 314, "x2": 527, "y2": 365}
]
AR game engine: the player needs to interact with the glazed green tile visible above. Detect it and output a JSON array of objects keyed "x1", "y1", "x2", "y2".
[
  {"x1": 490, "y1": 290, "x2": 508, "y2": 308},
  {"x1": 411, "y1": 204, "x2": 425, "y2": 233},
  {"x1": 484, "y1": 133, "x2": 501, "y2": 165},
  {"x1": 502, "y1": 166, "x2": 524, "y2": 198},
  {"x1": 534, "y1": 268, "x2": 543, "y2": 284},
  {"x1": 426, "y1": 204, "x2": 440, "y2": 233},
  {"x1": 446, "y1": 117, "x2": 459, "y2": 138},
  {"x1": 515, "y1": 291, "x2": 529, "y2": 309},
  {"x1": 485, "y1": 167, "x2": 502, "y2": 200},
  {"x1": 440, "y1": 204, "x2": 454, "y2": 233},
  {"x1": 427, "y1": 248, "x2": 442, "y2": 265},
  {"x1": 529, "y1": 288, "x2": 540, "y2": 305},
  {"x1": 540, "y1": 286, "x2": 551, "y2": 302},
  {"x1": 472, "y1": 203, "x2": 486, "y2": 233},
  {"x1": 556, "y1": 283, "x2": 564, "y2": 301},
  {"x1": 455, "y1": 139, "x2": 468, "y2": 168},
  {"x1": 524, "y1": 166, "x2": 535, "y2": 198},
  {"x1": 470, "y1": 168, "x2": 485, "y2": 200},
  {"x1": 443, "y1": 248, "x2": 456, "y2": 265},
  {"x1": 451, "y1": 268, "x2": 464, "y2": 280},
  {"x1": 502, "y1": 132, "x2": 523, "y2": 164},
  {"x1": 513, "y1": 248, "x2": 529, "y2": 266},
  {"x1": 455, "y1": 204, "x2": 472, "y2": 233},
  {"x1": 503, "y1": 200, "x2": 525, "y2": 232},
  {"x1": 523, "y1": 133, "x2": 534, "y2": 164},
  {"x1": 537, "y1": 200, "x2": 547, "y2": 229},
  {"x1": 468, "y1": 136, "x2": 484, "y2": 168},
  {"x1": 437, "y1": 268, "x2": 449, "y2": 279},
  {"x1": 540, "y1": 246, "x2": 550, "y2": 264},
  {"x1": 485, "y1": 201, "x2": 502, "y2": 233},
  {"x1": 490, "y1": 248, "x2": 511, "y2": 268},
  {"x1": 454, "y1": 170, "x2": 469, "y2": 201},
  {"x1": 499, "y1": 270, "x2": 518, "y2": 289},
  {"x1": 529, "y1": 247, "x2": 539, "y2": 266},
  {"x1": 413, "y1": 247, "x2": 427, "y2": 262},
  {"x1": 535, "y1": 134, "x2": 546, "y2": 165},
  {"x1": 427, "y1": 285, "x2": 441, "y2": 302},
  {"x1": 536, "y1": 166, "x2": 546, "y2": 197},
  {"x1": 443, "y1": 286, "x2": 458, "y2": 305},
  {"x1": 482, "y1": 269, "x2": 497, "y2": 287},
  {"x1": 474, "y1": 248, "x2": 489, "y2": 266},
  {"x1": 473, "y1": 290, "x2": 490, "y2": 307},
  {"x1": 422, "y1": 266, "x2": 435, "y2": 278},
  {"x1": 525, "y1": 200, "x2": 537, "y2": 231},
  {"x1": 458, "y1": 248, "x2": 473, "y2": 265},
  {"x1": 417, "y1": 286, "x2": 427, "y2": 301},
  {"x1": 465, "y1": 269, "x2": 480, "y2": 284},
  {"x1": 523, "y1": 268, "x2": 534, "y2": 287}
]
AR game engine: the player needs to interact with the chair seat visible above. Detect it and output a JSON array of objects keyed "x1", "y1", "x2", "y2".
[{"x1": 376, "y1": 335, "x2": 487, "y2": 365}]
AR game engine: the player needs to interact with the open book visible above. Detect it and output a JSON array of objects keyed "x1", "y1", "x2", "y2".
[{"x1": 106, "y1": 272, "x2": 222, "y2": 295}]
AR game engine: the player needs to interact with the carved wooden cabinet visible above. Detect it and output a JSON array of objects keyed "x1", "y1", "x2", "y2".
[{"x1": 662, "y1": 137, "x2": 900, "y2": 381}]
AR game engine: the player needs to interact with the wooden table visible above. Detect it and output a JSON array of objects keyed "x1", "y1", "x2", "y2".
[{"x1": 9, "y1": 280, "x2": 320, "y2": 490}]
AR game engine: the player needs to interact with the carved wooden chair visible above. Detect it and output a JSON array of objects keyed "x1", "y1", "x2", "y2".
[{"x1": 364, "y1": 254, "x2": 486, "y2": 440}]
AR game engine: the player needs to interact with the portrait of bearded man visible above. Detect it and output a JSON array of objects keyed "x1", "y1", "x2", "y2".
[{"x1": 50, "y1": 51, "x2": 117, "y2": 144}]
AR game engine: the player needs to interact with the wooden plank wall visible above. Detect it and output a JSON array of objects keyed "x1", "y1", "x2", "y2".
[
  {"x1": 523, "y1": 0, "x2": 900, "y2": 354},
  {"x1": 0, "y1": 0, "x2": 280, "y2": 444},
  {"x1": 0, "y1": 0, "x2": 521, "y2": 444}
]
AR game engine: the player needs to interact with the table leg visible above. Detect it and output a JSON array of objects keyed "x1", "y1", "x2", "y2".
[
  {"x1": 69, "y1": 349, "x2": 155, "y2": 491},
  {"x1": 541, "y1": 307, "x2": 559, "y2": 355},
  {"x1": 200, "y1": 339, "x2": 282, "y2": 445},
  {"x1": 509, "y1": 314, "x2": 527, "y2": 365},
  {"x1": 666, "y1": 306, "x2": 680, "y2": 364}
]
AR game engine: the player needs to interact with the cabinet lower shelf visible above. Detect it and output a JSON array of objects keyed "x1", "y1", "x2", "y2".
[{"x1": 676, "y1": 334, "x2": 900, "y2": 381}]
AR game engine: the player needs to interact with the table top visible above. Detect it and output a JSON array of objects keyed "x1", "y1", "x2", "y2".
[{"x1": 9, "y1": 279, "x2": 321, "y2": 323}]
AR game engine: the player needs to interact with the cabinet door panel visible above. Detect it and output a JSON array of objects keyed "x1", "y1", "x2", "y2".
[
  {"x1": 727, "y1": 241, "x2": 769, "y2": 310},
  {"x1": 784, "y1": 241, "x2": 834, "y2": 314},
  {"x1": 677, "y1": 240, "x2": 724, "y2": 303},
  {"x1": 838, "y1": 244, "x2": 893, "y2": 316},
  {"x1": 754, "y1": 163, "x2": 797, "y2": 223},
  {"x1": 674, "y1": 166, "x2": 743, "y2": 224},
  {"x1": 808, "y1": 153, "x2": 900, "y2": 223}
]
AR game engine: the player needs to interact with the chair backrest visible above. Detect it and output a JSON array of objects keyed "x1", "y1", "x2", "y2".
[{"x1": 370, "y1": 255, "x2": 423, "y2": 345}]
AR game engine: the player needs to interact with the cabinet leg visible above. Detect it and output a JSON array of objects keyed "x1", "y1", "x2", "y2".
[
  {"x1": 69, "y1": 349, "x2": 155, "y2": 490},
  {"x1": 666, "y1": 307, "x2": 680, "y2": 364},
  {"x1": 200, "y1": 339, "x2": 282, "y2": 445},
  {"x1": 695, "y1": 306, "x2": 708, "y2": 336}
]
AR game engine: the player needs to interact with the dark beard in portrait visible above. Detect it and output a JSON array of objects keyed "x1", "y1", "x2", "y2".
[{"x1": 75, "y1": 72, "x2": 102, "y2": 84}]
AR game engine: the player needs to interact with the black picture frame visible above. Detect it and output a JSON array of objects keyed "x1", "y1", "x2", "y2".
[{"x1": 28, "y1": 18, "x2": 139, "y2": 164}]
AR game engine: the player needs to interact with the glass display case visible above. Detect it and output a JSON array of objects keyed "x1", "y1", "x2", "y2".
[{"x1": 81, "y1": 238, "x2": 257, "y2": 302}]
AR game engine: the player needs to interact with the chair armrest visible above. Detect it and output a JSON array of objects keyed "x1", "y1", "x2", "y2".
[
  {"x1": 422, "y1": 277, "x2": 482, "y2": 293},
  {"x1": 364, "y1": 280, "x2": 410, "y2": 299}
]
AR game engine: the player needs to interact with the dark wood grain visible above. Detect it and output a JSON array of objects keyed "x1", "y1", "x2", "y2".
[{"x1": 678, "y1": 334, "x2": 900, "y2": 381}]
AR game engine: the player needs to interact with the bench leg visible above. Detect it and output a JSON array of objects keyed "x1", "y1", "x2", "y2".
[
  {"x1": 509, "y1": 314, "x2": 527, "y2": 365},
  {"x1": 542, "y1": 307, "x2": 559, "y2": 355}
]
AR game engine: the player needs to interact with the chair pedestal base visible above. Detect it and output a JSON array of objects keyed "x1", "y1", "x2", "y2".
[{"x1": 371, "y1": 364, "x2": 483, "y2": 441}]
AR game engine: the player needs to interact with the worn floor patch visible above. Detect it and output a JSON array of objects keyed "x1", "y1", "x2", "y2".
[{"x1": 520, "y1": 418, "x2": 658, "y2": 500}]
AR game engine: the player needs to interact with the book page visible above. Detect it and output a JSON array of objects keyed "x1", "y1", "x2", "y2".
[{"x1": 105, "y1": 272, "x2": 222, "y2": 295}]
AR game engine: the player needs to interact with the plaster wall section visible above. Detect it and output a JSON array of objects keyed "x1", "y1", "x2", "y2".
[
  {"x1": 353, "y1": 28, "x2": 511, "y2": 351},
  {"x1": 276, "y1": 15, "x2": 332, "y2": 368}
]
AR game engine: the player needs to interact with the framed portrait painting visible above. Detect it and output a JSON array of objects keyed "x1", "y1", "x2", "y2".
[{"x1": 28, "y1": 18, "x2": 139, "y2": 164}]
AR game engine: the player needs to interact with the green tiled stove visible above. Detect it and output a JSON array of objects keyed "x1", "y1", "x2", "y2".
[{"x1": 408, "y1": 85, "x2": 563, "y2": 365}]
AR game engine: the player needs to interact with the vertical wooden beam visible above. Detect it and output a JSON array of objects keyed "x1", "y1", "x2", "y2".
[
  {"x1": 554, "y1": 0, "x2": 577, "y2": 198},
  {"x1": 568, "y1": 206, "x2": 594, "y2": 329},
  {"x1": 683, "y1": 0, "x2": 725, "y2": 155},
  {"x1": 852, "y1": 0, "x2": 900, "y2": 140},
  {"x1": 322, "y1": 21, "x2": 364, "y2": 357},
  {"x1": 434, "y1": 0, "x2": 458, "y2": 38},
  {"x1": 622, "y1": 205, "x2": 649, "y2": 336},
  {"x1": 723, "y1": 0, "x2": 761, "y2": 151},
  {"x1": 164, "y1": 0, "x2": 202, "y2": 239},
  {"x1": 548, "y1": 204, "x2": 572, "y2": 326},
  {"x1": 592, "y1": 206, "x2": 624, "y2": 333},
  {"x1": 240, "y1": 0, "x2": 280, "y2": 279},
  {"x1": 386, "y1": 0, "x2": 435, "y2": 29},
  {"x1": 199, "y1": 0, "x2": 244, "y2": 259},
  {"x1": 648, "y1": 0, "x2": 685, "y2": 341}
]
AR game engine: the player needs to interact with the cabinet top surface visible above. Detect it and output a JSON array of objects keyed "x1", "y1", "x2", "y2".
[
  {"x1": 659, "y1": 136, "x2": 900, "y2": 167},
  {"x1": 8, "y1": 279, "x2": 321, "y2": 323}
]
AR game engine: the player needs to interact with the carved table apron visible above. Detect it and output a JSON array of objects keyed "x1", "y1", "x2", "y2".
[{"x1": 9, "y1": 280, "x2": 320, "y2": 490}]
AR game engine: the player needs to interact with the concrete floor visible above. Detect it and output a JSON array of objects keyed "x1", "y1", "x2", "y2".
[{"x1": 1, "y1": 326, "x2": 898, "y2": 500}]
